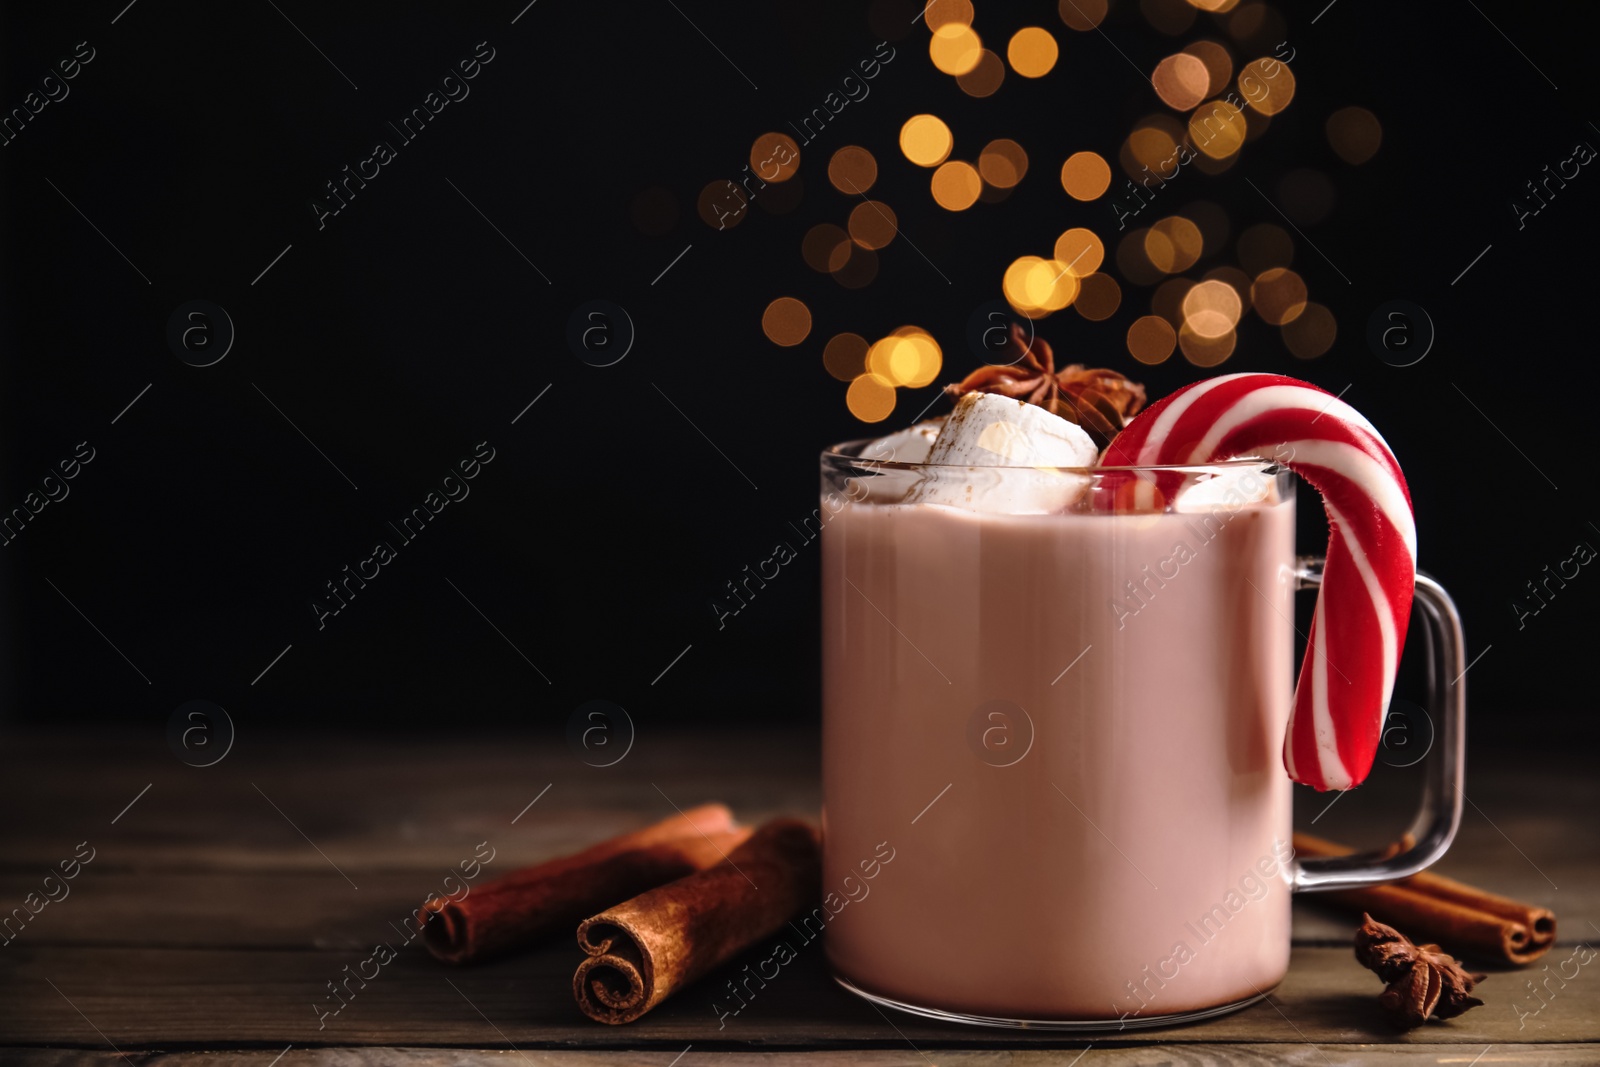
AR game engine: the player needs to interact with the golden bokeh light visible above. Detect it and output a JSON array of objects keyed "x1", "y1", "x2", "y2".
[
  {"x1": 749, "y1": 133, "x2": 801, "y2": 183},
  {"x1": 930, "y1": 160, "x2": 983, "y2": 210},
  {"x1": 1123, "y1": 119, "x2": 1182, "y2": 175},
  {"x1": 802, "y1": 223, "x2": 852, "y2": 273},
  {"x1": 1127, "y1": 315, "x2": 1178, "y2": 364},
  {"x1": 930, "y1": 23, "x2": 984, "y2": 76},
  {"x1": 1058, "y1": 0, "x2": 1109, "y2": 31},
  {"x1": 1182, "y1": 279, "x2": 1243, "y2": 338},
  {"x1": 1061, "y1": 151, "x2": 1112, "y2": 200},
  {"x1": 1152, "y1": 53, "x2": 1210, "y2": 111},
  {"x1": 1237, "y1": 57, "x2": 1295, "y2": 115},
  {"x1": 846, "y1": 372, "x2": 897, "y2": 423},
  {"x1": 1186, "y1": 0, "x2": 1241, "y2": 12},
  {"x1": 833, "y1": 245, "x2": 880, "y2": 289},
  {"x1": 1203, "y1": 265, "x2": 1253, "y2": 313},
  {"x1": 1283, "y1": 302, "x2": 1336, "y2": 359},
  {"x1": 1327, "y1": 106, "x2": 1383, "y2": 164},
  {"x1": 925, "y1": 0, "x2": 975, "y2": 30},
  {"x1": 1179, "y1": 323, "x2": 1236, "y2": 366},
  {"x1": 1116, "y1": 228, "x2": 1164, "y2": 286},
  {"x1": 697, "y1": 180, "x2": 747, "y2": 230},
  {"x1": 1003, "y1": 255, "x2": 1072, "y2": 314},
  {"x1": 872, "y1": 327, "x2": 944, "y2": 388},
  {"x1": 828, "y1": 146, "x2": 878, "y2": 194},
  {"x1": 1229, "y1": 3, "x2": 1286, "y2": 47},
  {"x1": 1152, "y1": 277, "x2": 1195, "y2": 325},
  {"x1": 1188, "y1": 97, "x2": 1247, "y2": 159},
  {"x1": 848, "y1": 200, "x2": 899, "y2": 250},
  {"x1": 1183, "y1": 40, "x2": 1233, "y2": 97},
  {"x1": 979, "y1": 139, "x2": 1030, "y2": 188},
  {"x1": 957, "y1": 49, "x2": 1006, "y2": 96},
  {"x1": 761, "y1": 297, "x2": 812, "y2": 346},
  {"x1": 1053, "y1": 227, "x2": 1105, "y2": 275},
  {"x1": 1145, "y1": 216, "x2": 1203, "y2": 273},
  {"x1": 900, "y1": 114, "x2": 954, "y2": 167},
  {"x1": 1075, "y1": 273, "x2": 1122, "y2": 320},
  {"x1": 1007, "y1": 27, "x2": 1060, "y2": 78},
  {"x1": 1237, "y1": 222, "x2": 1294, "y2": 274},
  {"x1": 823, "y1": 332, "x2": 870, "y2": 381},
  {"x1": 1251, "y1": 267, "x2": 1308, "y2": 325}
]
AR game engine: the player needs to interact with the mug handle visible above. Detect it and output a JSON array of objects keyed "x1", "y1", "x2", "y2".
[{"x1": 1289, "y1": 556, "x2": 1467, "y2": 892}]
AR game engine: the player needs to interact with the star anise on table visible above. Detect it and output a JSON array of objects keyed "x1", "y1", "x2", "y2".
[
  {"x1": 1355, "y1": 913, "x2": 1487, "y2": 1029},
  {"x1": 942, "y1": 322, "x2": 1146, "y2": 450}
]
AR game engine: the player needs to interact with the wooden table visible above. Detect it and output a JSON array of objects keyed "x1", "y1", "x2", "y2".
[{"x1": 0, "y1": 728, "x2": 1594, "y2": 1065}]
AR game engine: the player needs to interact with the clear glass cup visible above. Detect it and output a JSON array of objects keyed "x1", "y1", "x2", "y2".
[{"x1": 819, "y1": 439, "x2": 1465, "y2": 1029}]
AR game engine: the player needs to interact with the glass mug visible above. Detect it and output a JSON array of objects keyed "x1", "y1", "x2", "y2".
[{"x1": 819, "y1": 441, "x2": 1466, "y2": 1028}]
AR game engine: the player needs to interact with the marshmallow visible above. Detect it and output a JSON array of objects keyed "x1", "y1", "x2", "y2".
[
  {"x1": 860, "y1": 419, "x2": 943, "y2": 465},
  {"x1": 1174, "y1": 464, "x2": 1277, "y2": 512},
  {"x1": 912, "y1": 393, "x2": 1098, "y2": 513}
]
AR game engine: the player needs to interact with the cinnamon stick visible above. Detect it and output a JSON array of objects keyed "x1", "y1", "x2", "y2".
[
  {"x1": 573, "y1": 817, "x2": 821, "y2": 1024},
  {"x1": 422, "y1": 804, "x2": 750, "y2": 964},
  {"x1": 1294, "y1": 832, "x2": 1556, "y2": 965}
]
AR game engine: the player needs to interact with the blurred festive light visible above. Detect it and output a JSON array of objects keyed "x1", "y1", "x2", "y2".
[
  {"x1": 1058, "y1": 0, "x2": 1109, "y2": 31},
  {"x1": 847, "y1": 372, "x2": 898, "y2": 422},
  {"x1": 1282, "y1": 302, "x2": 1336, "y2": 358},
  {"x1": 958, "y1": 49, "x2": 1006, "y2": 96},
  {"x1": 834, "y1": 245, "x2": 880, "y2": 288},
  {"x1": 1152, "y1": 53, "x2": 1210, "y2": 111},
  {"x1": 1053, "y1": 227, "x2": 1105, "y2": 275},
  {"x1": 823, "y1": 332, "x2": 870, "y2": 381},
  {"x1": 1188, "y1": 98, "x2": 1247, "y2": 158},
  {"x1": 1127, "y1": 315, "x2": 1178, "y2": 363},
  {"x1": 829, "y1": 146, "x2": 879, "y2": 194},
  {"x1": 1152, "y1": 277, "x2": 1196, "y2": 325},
  {"x1": 930, "y1": 23, "x2": 984, "y2": 76},
  {"x1": 1183, "y1": 40, "x2": 1233, "y2": 97},
  {"x1": 925, "y1": 0, "x2": 975, "y2": 30},
  {"x1": 1278, "y1": 169, "x2": 1335, "y2": 225},
  {"x1": 1142, "y1": 0, "x2": 1198, "y2": 35},
  {"x1": 888, "y1": 326, "x2": 944, "y2": 387},
  {"x1": 1031, "y1": 260, "x2": 1082, "y2": 312},
  {"x1": 1236, "y1": 222, "x2": 1294, "y2": 274},
  {"x1": 979, "y1": 139, "x2": 1030, "y2": 188},
  {"x1": 1202, "y1": 265, "x2": 1253, "y2": 313},
  {"x1": 849, "y1": 200, "x2": 899, "y2": 249},
  {"x1": 1179, "y1": 323, "x2": 1236, "y2": 366},
  {"x1": 750, "y1": 132, "x2": 801, "y2": 183},
  {"x1": 931, "y1": 160, "x2": 983, "y2": 210},
  {"x1": 1003, "y1": 255, "x2": 1047, "y2": 313},
  {"x1": 1251, "y1": 267, "x2": 1307, "y2": 325},
  {"x1": 1238, "y1": 57, "x2": 1295, "y2": 115},
  {"x1": 697, "y1": 180, "x2": 747, "y2": 229},
  {"x1": 1227, "y1": 3, "x2": 1285, "y2": 45},
  {"x1": 631, "y1": 187, "x2": 678, "y2": 236},
  {"x1": 1182, "y1": 279, "x2": 1243, "y2": 338},
  {"x1": 1061, "y1": 151, "x2": 1112, "y2": 200},
  {"x1": 1116, "y1": 228, "x2": 1164, "y2": 286},
  {"x1": 1327, "y1": 106, "x2": 1383, "y2": 164},
  {"x1": 1007, "y1": 27, "x2": 1060, "y2": 77},
  {"x1": 1145, "y1": 216, "x2": 1204, "y2": 273},
  {"x1": 1122, "y1": 118, "x2": 1182, "y2": 176},
  {"x1": 1075, "y1": 273, "x2": 1122, "y2": 321},
  {"x1": 762, "y1": 297, "x2": 813, "y2": 346},
  {"x1": 901, "y1": 114, "x2": 954, "y2": 167},
  {"x1": 803, "y1": 223, "x2": 852, "y2": 273},
  {"x1": 1186, "y1": 0, "x2": 1241, "y2": 12}
]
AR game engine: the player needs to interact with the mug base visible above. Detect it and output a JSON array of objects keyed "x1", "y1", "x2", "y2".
[{"x1": 832, "y1": 973, "x2": 1276, "y2": 1031}]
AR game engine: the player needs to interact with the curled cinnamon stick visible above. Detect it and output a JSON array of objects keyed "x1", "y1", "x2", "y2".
[
  {"x1": 573, "y1": 817, "x2": 821, "y2": 1024},
  {"x1": 1295, "y1": 832, "x2": 1556, "y2": 965},
  {"x1": 423, "y1": 804, "x2": 750, "y2": 964}
]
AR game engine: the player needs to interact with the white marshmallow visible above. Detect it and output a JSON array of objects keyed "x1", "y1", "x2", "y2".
[
  {"x1": 912, "y1": 393, "x2": 1098, "y2": 513},
  {"x1": 860, "y1": 419, "x2": 944, "y2": 465},
  {"x1": 1174, "y1": 464, "x2": 1277, "y2": 512}
]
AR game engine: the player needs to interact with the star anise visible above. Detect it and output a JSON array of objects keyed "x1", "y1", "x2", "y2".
[
  {"x1": 1355, "y1": 913, "x2": 1486, "y2": 1029},
  {"x1": 943, "y1": 322, "x2": 1146, "y2": 450}
]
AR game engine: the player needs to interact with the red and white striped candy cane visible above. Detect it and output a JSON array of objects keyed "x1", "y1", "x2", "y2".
[{"x1": 1103, "y1": 373, "x2": 1417, "y2": 791}]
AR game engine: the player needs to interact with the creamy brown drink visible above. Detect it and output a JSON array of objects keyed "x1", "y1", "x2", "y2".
[{"x1": 821, "y1": 472, "x2": 1297, "y2": 1022}]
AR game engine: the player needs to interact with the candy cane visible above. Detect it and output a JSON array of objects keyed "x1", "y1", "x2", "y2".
[{"x1": 1103, "y1": 373, "x2": 1417, "y2": 791}]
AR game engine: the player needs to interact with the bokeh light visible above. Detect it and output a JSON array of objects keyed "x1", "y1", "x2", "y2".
[
  {"x1": 1181, "y1": 279, "x2": 1243, "y2": 338},
  {"x1": 1008, "y1": 27, "x2": 1059, "y2": 77},
  {"x1": 846, "y1": 373, "x2": 897, "y2": 422},
  {"x1": 1251, "y1": 267, "x2": 1307, "y2": 325},
  {"x1": 761, "y1": 297, "x2": 812, "y2": 346},
  {"x1": 829, "y1": 146, "x2": 878, "y2": 194},
  {"x1": 1143, "y1": 0, "x2": 1198, "y2": 35},
  {"x1": 1237, "y1": 222, "x2": 1294, "y2": 274},
  {"x1": 924, "y1": 0, "x2": 974, "y2": 30},
  {"x1": 833, "y1": 245, "x2": 880, "y2": 288},
  {"x1": 823, "y1": 332, "x2": 870, "y2": 381},
  {"x1": 1122, "y1": 118, "x2": 1183, "y2": 176},
  {"x1": 1127, "y1": 315, "x2": 1178, "y2": 363},
  {"x1": 1152, "y1": 277, "x2": 1195, "y2": 325},
  {"x1": 1179, "y1": 323, "x2": 1236, "y2": 366},
  {"x1": 1058, "y1": 0, "x2": 1109, "y2": 31},
  {"x1": 1237, "y1": 57, "x2": 1295, "y2": 115},
  {"x1": 979, "y1": 139, "x2": 1030, "y2": 188},
  {"x1": 1074, "y1": 273, "x2": 1122, "y2": 320},
  {"x1": 1282, "y1": 302, "x2": 1336, "y2": 358},
  {"x1": 1186, "y1": 0, "x2": 1241, "y2": 12},
  {"x1": 1004, "y1": 255, "x2": 1080, "y2": 315},
  {"x1": 868, "y1": 327, "x2": 944, "y2": 388},
  {"x1": 1061, "y1": 151, "x2": 1112, "y2": 200},
  {"x1": 848, "y1": 200, "x2": 899, "y2": 249},
  {"x1": 697, "y1": 180, "x2": 747, "y2": 230},
  {"x1": 1145, "y1": 216, "x2": 1203, "y2": 273},
  {"x1": 1203, "y1": 265, "x2": 1253, "y2": 314},
  {"x1": 1188, "y1": 97, "x2": 1246, "y2": 158},
  {"x1": 930, "y1": 23, "x2": 984, "y2": 75},
  {"x1": 1184, "y1": 40, "x2": 1233, "y2": 96},
  {"x1": 802, "y1": 223, "x2": 852, "y2": 273},
  {"x1": 1327, "y1": 106, "x2": 1383, "y2": 164},
  {"x1": 1116, "y1": 228, "x2": 1164, "y2": 286},
  {"x1": 957, "y1": 49, "x2": 1006, "y2": 96},
  {"x1": 1053, "y1": 227, "x2": 1105, "y2": 275},
  {"x1": 901, "y1": 114, "x2": 954, "y2": 167},
  {"x1": 749, "y1": 133, "x2": 801, "y2": 183},
  {"x1": 1152, "y1": 53, "x2": 1210, "y2": 110},
  {"x1": 931, "y1": 160, "x2": 983, "y2": 210}
]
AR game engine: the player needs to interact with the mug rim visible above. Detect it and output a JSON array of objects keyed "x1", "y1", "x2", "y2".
[{"x1": 823, "y1": 437, "x2": 1290, "y2": 474}]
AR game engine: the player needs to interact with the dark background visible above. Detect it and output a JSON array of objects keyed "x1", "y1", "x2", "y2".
[{"x1": 1, "y1": 0, "x2": 1592, "y2": 745}]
